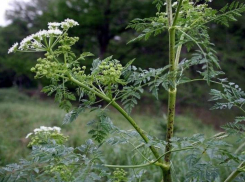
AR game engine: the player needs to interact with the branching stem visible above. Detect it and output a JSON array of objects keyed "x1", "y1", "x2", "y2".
[
  {"x1": 104, "y1": 147, "x2": 193, "y2": 169},
  {"x1": 224, "y1": 161, "x2": 245, "y2": 182},
  {"x1": 172, "y1": 0, "x2": 183, "y2": 26},
  {"x1": 68, "y1": 74, "x2": 169, "y2": 172},
  {"x1": 235, "y1": 142, "x2": 245, "y2": 154}
]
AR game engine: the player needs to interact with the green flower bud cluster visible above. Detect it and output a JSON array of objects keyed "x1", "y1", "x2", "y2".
[
  {"x1": 49, "y1": 164, "x2": 73, "y2": 182},
  {"x1": 59, "y1": 35, "x2": 79, "y2": 46},
  {"x1": 56, "y1": 34, "x2": 79, "y2": 52},
  {"x1": 58, "y1": 44, "x2": 71, "y2": 52},
  {"x1": 31, "y1": 57, "x2": 65, "y2": 79},
  {"x1": 72, "y1": 65, "x2": 86, "y2": 74},
  {"x1": 97, "y1": 60, "x2": 124, "y2": 85},
  {"x1": 113, "y1": 168, "x2": 128, "y2": 182},
  {"x1": 28, "y1": 131, "x2": 68, "y2": 147}
]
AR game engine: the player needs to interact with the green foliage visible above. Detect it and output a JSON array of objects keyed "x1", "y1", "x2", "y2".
[
  {"x1": 127, "y1": 0, "x2": 231, "y2": 84},
  {"x1": 0, "y1": 137, "x2": 107, "y2": 182},
  {"x1": 215, "y1": 2, "x2": 245, "y2": 27},
  {"x1": 1, "y1": 88, "x2": 245, "y2": 181},
  {"x1": 222, "y1": 122, "x2": 245, "y2": 135},
  {"x1": 178, "y1": 51, "x2": 224, "y2": 84},
  {"x1": 209, "y1": 79, "x2": 245, "y2": 110},
  {"x1": 42, "y1": 84, "x2": 76, "y2": 112},
  {"x1": 63, "y1": 106, "x2": 87, "y2": 124},
  {"x1": 117, "y1": 64, "x2": 174, "y2": 113},
  {"x1": 152, "y1": 0, "x2": 164, "y2": 12},
  {"x1": 2, "y1": 1, "x2": 245, "y2": 182},
  {"x1": 87, "y1": 112, "x2": 115, "y2": 143},
  {"x1": 127, "y1": 15, "x2": 168, "y2": 44},
  {"x1": 120, "y1": 86, "x2": 143, "y2": 114},
  {"x1": 222, "y1": 116, "x2": 245, "y2": 136},
  {"x1": 4, "y1": 88, "x2": 200, "y2": 167},
  {"x1": 170, "y1": 132, "x2": 245, "y2": 181}
]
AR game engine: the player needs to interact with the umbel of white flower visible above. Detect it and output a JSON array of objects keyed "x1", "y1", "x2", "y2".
[
  {"x1": 8, "y1": 18, "x2": 79, "y2": 54},
  {"x1": 25, "y1": 126, "x2": 62, "y2": 138}
]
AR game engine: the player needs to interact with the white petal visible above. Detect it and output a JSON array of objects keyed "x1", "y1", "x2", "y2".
[{"x1": 25, "y1": 133, "x2": 33, "y2": 138}]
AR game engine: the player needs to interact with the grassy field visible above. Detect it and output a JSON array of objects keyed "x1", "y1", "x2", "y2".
[{"x1": 0, "y1": 88, "x2": 216, "y2": 166}]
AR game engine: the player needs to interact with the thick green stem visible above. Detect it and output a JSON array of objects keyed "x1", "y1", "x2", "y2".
[
  {"x1": 163, "y1": 0, "x2": 183, "y2": 180},
  {"x1": 163, "y1": 27, "x2": 176, "y2": 182},
  {"x1": 164, "y1": 88, "x2": 177, "y2": 182},
  {"x1": 224, "y1": 162, "x2": 245, "y2": 182},
  {"x1": 110, "y1": 101, "x2": 168, "y2": 169},
  {"x1": 166, "y1": 0, "x2": 173, "y2": 26},
  {"x1": 68, "y1": 75, "x2": 169, "y2": 172},
  {"x1": 168, "y1": 27, "x2": 176, "y2": 72}
]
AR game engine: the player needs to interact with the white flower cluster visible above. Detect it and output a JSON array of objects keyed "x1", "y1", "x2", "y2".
[
  {"x1": 48, "y1": 19, "x2": 79, "y2": 30},
  {"x1": 18, "y1": 28, "x2": 63, "y2": 51},
  {"x1": 8, "y1": 18, "x2": 79, "y2": 53},
  {"x1": 26, "y1": 126, "x2": 61, "y2": 138},
  {"x1": 61, "y1": 18, "x2": 79, "y2": 29},
  {"x1": 18, "y1": 33, "x2": 43, "y2": 51},
  {"x1": 8, "y1": 43, "x2": 19, "y2": 54},
  {"x1": 48, "y1": 22, "x2": 61, "y2": 29}
]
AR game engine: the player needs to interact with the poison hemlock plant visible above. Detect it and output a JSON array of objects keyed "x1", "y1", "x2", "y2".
[{"x1": 1, "y1": 1, "x2": 245, "y2": 181}]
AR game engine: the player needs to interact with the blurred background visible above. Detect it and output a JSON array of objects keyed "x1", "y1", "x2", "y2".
[{"x1": 0, "y1": 0, "x2": 245, "y2": 165}]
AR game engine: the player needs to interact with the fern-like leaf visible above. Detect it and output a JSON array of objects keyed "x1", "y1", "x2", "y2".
[
  {"x1": 215, "y1": 2, "x2": 245, "y2": 27},
  {"x1": 152, "y1": 0, "x2": 164, "y2": 12},
  {"x1": 222, "y1": 122, "x2": 245, "y2": 135},
  {"x1": 120, "y1": 86, "x2": 143, "y2": 114},
  {"x1": 87, "y1": 112, "x2": 115, "y2": 143}
]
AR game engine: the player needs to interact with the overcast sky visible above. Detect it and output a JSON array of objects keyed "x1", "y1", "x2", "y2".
[{"x1": 0, "y1": 0, "x2": 29, "y2": 26}]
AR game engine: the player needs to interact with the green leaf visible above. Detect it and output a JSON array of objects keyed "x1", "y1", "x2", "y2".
[
  {"x1": 127, "y1": 34, "x2": 145, "y2": 44},
  {"x1": 152, "y1": 0, "x2": 164, "y2": 12},
  {"x1": 63, "y1": 107, "x2": 85, "y2": 124},
  {"x1": 78, "y1": 52, "x2": 94, "y2": 61},
  {"x1": 66, "y1": 93, "x2": 76, "y2": 101},
  {"x1": 120, "y1": 86, "x2": 143, "y2": 114},
  {"x1": 87, "y1": 112, "x2": 115, "y2": 143},
  {"x1": 59, "y1": 100, "x2": 72, "y2": 112},
  {"x1": 215, "y1": 2, "x2": 245, "y2": 27}
]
